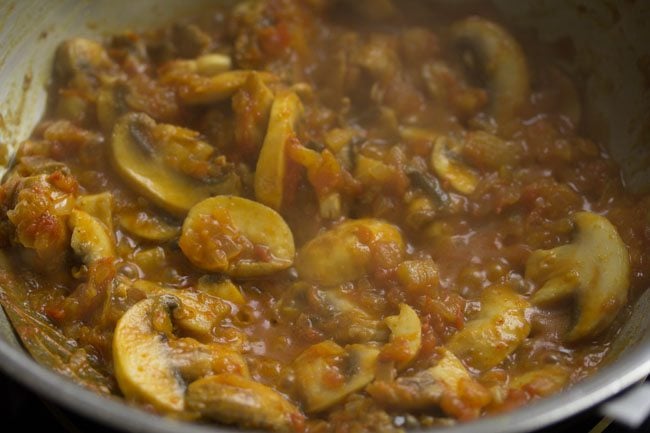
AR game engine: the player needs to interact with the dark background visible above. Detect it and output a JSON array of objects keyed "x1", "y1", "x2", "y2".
[{"x1": 0, "y1": 369, "x2": 647, "y2": 433}]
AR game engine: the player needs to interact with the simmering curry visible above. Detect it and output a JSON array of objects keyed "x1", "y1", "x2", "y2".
[{"x1": 1, "y1": 0, "x2": 649, "y2": 431}]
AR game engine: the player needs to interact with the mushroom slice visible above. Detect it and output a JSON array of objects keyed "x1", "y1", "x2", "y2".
[
  {"x1": 450, "y1": 16, "x2": 530, "y2": 127},
  {"x1": 381, "y1": 304, "x2": 422, "y2": 370},
  {"x1": 113, "y1": 295, "x2": 186, "y2": 413},
  {"x1": 127, "y1": 281, "x2": 239, "y2": 344},
  {"x1": 167, "y1": 53, "x2": 233, "y2": 76},
  {"x1": 197, "y1": 275, "x2": 246, "y2": 305},
  {"x1": 55, "y1": 38, "x2": 118, "y2": 93},
  {"x1": 276, "y1": 283, "x2": 389, "y2": 345},
  {"x1": 525, "y1": 212, "x2": 630, "y2": 341},
  {"x1": 367, "y1": 348, "x2": 491, "y2": 419},
  {"x1": 446, "y1": 284, "x2": 531, "y2": 371},
  {"x1": 179, "y1": 196, "x2": 295, "y2": 277},
  {"x1": 69, "y1": 209, "x2": 115, "y2": 265},
  {"x1": 110, "y1": 113, "x2": 240, "y2": 216},
  {"x1": 254, "y1": 91, "x2": 303, "y2": 211},
  {"x1": 296, "y1": 219, "x2": 405, "y2": 286},
  {"x1": 294, "y1": 340, "x2": 380, "y2": 413},
  {"x1": 186, "y1": 374, "x2": 304, "y2": 433},
  {"x1": 168, "y1": 337, "x2": 250, "y2": 381},
  {"x1": 431, "y1": 136, "x2": 479, "y2": 195},
  {"x1": 76, "y1": 192, "x2": 114, "y2": 232},
  {"x1": 182, "y1": 71, "x2": 276, "y2": 104},
  {"x1": 299, "y1": 218, "x2": 404, "y2": 283},
  {"x1": 161, "y1": 65, "x2": 277, "y2": 105},
  {"x1": 97, "y1": 80, "x2": 130, "y2": 134},
  {"x1": 233, "y1": 73, "x2": 275, "y2": 159},
  {"x1": 118, "y1": 209, "x2": 180, "y2": 242},
  {"x1": 113, "y1": 293, "x2": 247, "y2": 414}
]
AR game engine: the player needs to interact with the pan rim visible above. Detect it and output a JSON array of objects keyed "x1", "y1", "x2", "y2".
[{"x1": 1, "y1": 330, "x2": 649, "y2": 433}]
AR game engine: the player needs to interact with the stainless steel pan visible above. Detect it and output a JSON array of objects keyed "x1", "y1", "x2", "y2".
[{"x1": 1, "y1": 1, "x2": 649, "y2": 432}]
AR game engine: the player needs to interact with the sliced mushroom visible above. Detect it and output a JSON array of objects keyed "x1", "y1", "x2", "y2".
[
  {"x1": 294, "y1": 340, "x2": 380, "y2": 413},
  {"x1": 461, "y1": 130, "x2": 521, "y2": 170},
  {"x1": 165, "y1": 53, "x2": 232, "y2": 76},
  {"x1": 168, "y1": 337, "x2": 250, "y2": 381},
  {"x1": 232, "y1": 72, "x2": 274, "y2": 159},
  {"x1": 118, "y1": 209, "x2": 180, "y2": 242},
  {"x1": 127, "y1": 282, "x2": 235, "y2": 343},
  {"x1": 110, "y1": 112, "x2": 241, "y2": 216},
  {"x1": 69, "y1": 209, "x2": 115, "y2": 265},
  {"x1": 382, "y1": 304, "x2": 421, "y2": 370},
  {"x1": 161, "y1": 64, "x2": 277, "y2": 105},
  {"x1": 296, "y1": 218, "x2": 405, "y2": 286},
  {"x1": 367, "y1": 348, "x2": 491, "y2": 419},
  {"x1": 197, "y1": 275, "x2": 246, "y2": 305},
  {"x1": 421, "y1": 60, "x2": 488, "y2": 119},
  {"x1": 446, "y1": 284, "x2": 531, "y2": 371},
  {"x1": 450, "y1": 17, "x2": 530, "y2": 127},
  {"x1": 354, "y1": 154, "x2": 401, "y2": 189},
  {"x1": 320, "y1": 289, "x2": 388, "y2": 344},
  {"x1": 255, "y1": 91, "x2": 304, "y2": 211},
  {"x1": 186, "y1": 374, "x2": 304, "y2": 433},
  {"x1": 525, "y1": 212, "x2": 630, "y2": 341},
  {"x1": 113, "y1": 295, "x2": 186, "y2": 413},
  {"x1": 395, "y1": 259, "x2": 440, "y2": 295},
  {"x1": 97, "y1": 80, "x2": 130, "y2": 134},
  {"x1": 76, "y1": 193, "x2": 114, "y2": 232},
  {"x1": 431, "y1": 136, "x2": 479, "y2": 195},
  {"x1": 113, "y1": 293, "x2": 248, "y2": 414},
  {"x1": 54, "y1": 38, "x2": 118, "y2": 93},
  {"x1": 179, "y1": 196, "x2": 295, "y2": 277},
  {"x1": 276, "y1": 283, "x2": 389, "y2": 345}
]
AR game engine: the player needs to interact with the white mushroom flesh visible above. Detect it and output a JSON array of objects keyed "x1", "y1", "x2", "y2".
[
  {"x1": 179, "y1": 196, "x2": 295, "y2": 277},
  {"x1": 446, "y1": 284, "x2": 531, "y2": 371},
  {"x1": 254, "y1": 91, "x2": 304, "y2": 210},
  {"x1": 110, "y1": 112, "x2": 240, "y2": 216},
  {"x1": 296, "y1": 218, "x2": 405, "y2": 286},
  {"x1": 113, "y1": 292, "x2": 248, "y2": 414},
  {"x1": 113, "y1": 295, "x2": 186, "y2": 413},
  {"x1": 76, "y1": 192, "x2": 114, "y2": 232},
  {"x1": 431, "y1": 136, "x2": 479, "y2": 195},
  {"x1": 118, "y1": 209, "x2": 180, "y2": 242},
  {"x1": 294, "y1": 340, "x2": 380, "y2": 413},
  {"x1": 161, "y1": 64, "x2": 276, "y2": 105},
  {"x1": 186, "y1": 374, "x2": 304, "y2": 433},
  {"x1": 382, "y1": 303, "x2": 422, "y2": 370},
  {"x1": 69, "y1": 209, "x2": 115, "y2": 265},
  {"x1": 450, "y1": 16, "x2": 530, "y2": 127},
  {"x1": 366, "y1": 348, "x2": 491, "y2": 418},
  {"x1": 525, "y1": 212, "x2": 630, "y2": 341}
]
